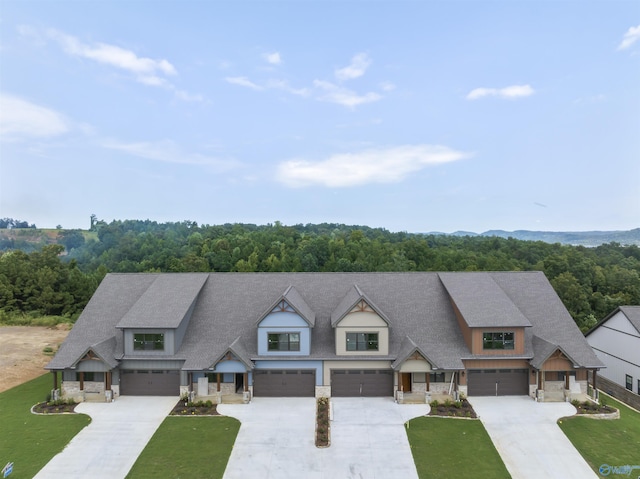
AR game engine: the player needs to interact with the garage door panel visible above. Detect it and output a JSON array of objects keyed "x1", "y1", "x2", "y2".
[
  {"x1": 253, "y1": 370, "x2": 315, "y2": 397},
  {"x1": 120, "y1": 370, "x2": 180, "y2": 396},
  {"x1": 331, "y1": 370, "x2": 393, "y2": 397},
  {"x1": 468, "y1": 369, "x2": 528, "y2": 396}
]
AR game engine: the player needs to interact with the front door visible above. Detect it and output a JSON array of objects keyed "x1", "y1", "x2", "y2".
[{"x1": 401, "y1": 373, "x2": 412, "y2": 392}]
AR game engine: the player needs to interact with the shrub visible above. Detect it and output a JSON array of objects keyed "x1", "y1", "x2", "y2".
[{"x1": 429, "y1": 400, "x2": 439, "y2": 408}]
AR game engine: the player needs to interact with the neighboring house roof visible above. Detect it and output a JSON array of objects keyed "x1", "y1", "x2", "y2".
[
  {"x1": 46, "y1": 271, "x2": 603, "y2": 372},
  {"x1": 330, "y1": 284, "x2": 391, "y2": 327},
  {"x1": 439, "y1": 272, "x2": 532, "y2": 328},
  {"x1": 116, "y1": 273, "x2": 208, "y2": 329},
  {"x1": 255, "y1": 285, "x2": 316, "y2": 327},
  {"x1": 586, "y1": 305, "x2": 640, "y2": 336}
]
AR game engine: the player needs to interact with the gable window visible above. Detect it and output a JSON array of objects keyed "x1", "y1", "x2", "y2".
[
  {"x1": 268, "y1": 332, "x2": 300, "y2": 352},
  {"x1": 346, "y1": 332, "x2": 379, "y2": 351},
  {"x1": 626, "y1": 374, "x2": 633, "y2": 391},
  {"x1": 133, "y1": 333, "x2": 165, "y2": 351},
  {"x1": 482, "y1": 332, "x2": 515, "y2": 350}
]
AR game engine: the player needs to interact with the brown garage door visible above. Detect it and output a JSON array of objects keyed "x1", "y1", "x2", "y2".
[
  {"x1": 253, "y1": 370, "x2": 316, "y2": 397},
  {"x1": 331, "y1": 369, "x2": 393, "y2": 397},
  {"x1": 467, "y1": 369, "x2": 529, "y2": 396},
  {"x1": 120, "y1": 370, "x2": 180, "y2": 396}
]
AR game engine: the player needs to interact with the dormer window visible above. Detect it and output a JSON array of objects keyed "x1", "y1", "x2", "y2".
[
  {"x1": 482, "y1": 332, "x2": 514, "y2": 350},
  {"x1": 267, "y1": 332, "x2": 300, "y2": 352},
  {"x1": 133, "y1": 333, "x2": 165, "y2": 351},
  {"x1": 346, "y1": 332, "x2": 379, "y2": 351}
]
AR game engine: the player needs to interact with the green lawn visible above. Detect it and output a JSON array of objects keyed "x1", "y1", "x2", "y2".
[
  {"x1": 126, "y1": 416, "x2": 240, "y2": 479},
  {"x1": 559, "y1": 395, "x2": 640, "y2": 475},
  {"x1": 406, "y1": 417, "x2": 511, "y2": 479},
  {"x1": 0, "y1": 374, "x2": 90, "y2": 478}
]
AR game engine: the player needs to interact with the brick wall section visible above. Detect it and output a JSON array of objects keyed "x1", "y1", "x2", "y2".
[{"x1": 596, "y1": 375, "x2": 640, "y2": 411}]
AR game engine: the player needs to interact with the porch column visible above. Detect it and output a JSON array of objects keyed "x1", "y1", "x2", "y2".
[
  {"x1": 217, "y1": 373, "x2": 221, "y2": 392},
  {"x1": 565, "y1": 371, "x2": 570, "y2": 390},
  {"x1": 537, "y1": 370, "x2": 543, "y2": 390},
  {"x1": 52, "y1": 370, "x2": 58, "y2": 390},
  {"x1": 243, "y1": 373, "x2": 248, "y2": 392},
  {"x1": 592, "y1": 369, "x2": 597, "y2": 391},
  {"x1": 187, "y1": 372, "x2": 193, "y2": 392},
  {"x1": 79, "y1": 372, "x2": 84, "y2": 391},
  {"x1": 105, "y1": 371, "x2": 111, "y2": 390},
  {"x1": 398, "y1": 372, "x2": 403, "y2": 392},
  {"x1": 426, "y1": 373, "x2": 430, "y2": 392}
]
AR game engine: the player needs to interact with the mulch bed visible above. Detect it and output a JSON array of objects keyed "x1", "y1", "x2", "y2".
[
  {"x1": 170, "y1": 399, "x2": 219, "y2": 416},
  {"x1": 316, "y1": 397, "x2": 330, "y2": 447},
  {"x1": 32, "y1": 401, "x2": 78, "y2": 414},
  {"x1": 572, "y1": 400, "x2": 616, "y2": 415},
  {"x1": 429, "y1": 399, "x2": 477, "y2": 418}
]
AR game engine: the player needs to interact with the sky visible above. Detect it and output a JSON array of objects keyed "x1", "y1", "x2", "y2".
[{"x1": 1, "y1": 1, "x2": 639, "y2": 233}]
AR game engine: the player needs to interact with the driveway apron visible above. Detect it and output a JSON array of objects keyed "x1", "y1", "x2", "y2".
[
  {"x1": 470, "y1": 396, "x2": 598, "y2": 479},
  {"x1": 219, "y1": 397, "x2": 429, "y2": 479},
  {"x1": 34, "y1": 396, "x2": 177, "y2": 479}
]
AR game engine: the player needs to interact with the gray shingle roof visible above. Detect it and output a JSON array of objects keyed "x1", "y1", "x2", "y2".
[
  {"x1": 255, "y1": 285, "x2": 316, "y2": 327},
  {"x1": 116, "y1": 273, "x2": 208, "y2": 329},
  {"x1": 330, "y1": 284, "x2": 391, "y2": 327},
  {"x1": 47, "y1": 271, "x2": 603, "y2": 373},
  {"x1": 439, "y1": 272, "x2": 532, "y2": 328},
  {"x1": 619, "y1": 306, "x2": 640, "y2": 334}
]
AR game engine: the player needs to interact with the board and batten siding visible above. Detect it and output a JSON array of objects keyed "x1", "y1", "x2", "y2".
[
  {"x1": 335, "y1": 311, "x2": 389, "y2": 356},
  {"x1": 588, "y1": 311, "x2": 640, "y2": 391}
]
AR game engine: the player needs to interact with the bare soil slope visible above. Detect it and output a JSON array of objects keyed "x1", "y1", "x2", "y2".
[{"x1": 0, "y1": 325, "x2": 70, "y2": 392}]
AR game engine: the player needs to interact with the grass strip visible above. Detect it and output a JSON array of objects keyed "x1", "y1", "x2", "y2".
[
  {"x1": 126, "y1": 416, "x2": 240, "y2": 479},
  {"x1": 0, "y1": 374, "x2": 89, "y2": 478},
  {"x1": 406, "y1": 416, "x2": 511, "y2": 479}
]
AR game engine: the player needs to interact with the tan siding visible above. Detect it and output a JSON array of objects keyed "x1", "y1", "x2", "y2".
[
  {"x1": 576, "y1": 369, "x2": 587, "y2": 381},
  {"x1": 542, "y1": 357, "x2": 573, "y2": 371},
  {"x1": 398, "y1": 358, "x2": 432, "y2": 373},
  {"x1": 338, "y1": 311, "x2": 387, "y2": 327}
]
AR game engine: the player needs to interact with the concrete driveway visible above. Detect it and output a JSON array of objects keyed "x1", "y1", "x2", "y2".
[
  {"x1": 34, "y1": 396, "x2": 177, "y2": 479},
  {"x1": 218, "y1": 397, "x2": 429, "y2": 479},
  {"x1": 469, "y1": 396, "x2": 598, "y2": 479}
]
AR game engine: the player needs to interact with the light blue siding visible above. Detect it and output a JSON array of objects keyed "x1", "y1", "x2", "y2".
[
  {"x1": 209, "y1": 360, "x2": 247, "y2": 373},
  {"x1": 254, "y1": 360, "x2": 323, "y2": 386},
  {"x1": 257, "y1": 311, "x2": 311, "y2": 355}
]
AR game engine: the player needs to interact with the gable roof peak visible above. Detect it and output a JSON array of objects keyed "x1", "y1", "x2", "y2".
[
  {"x1": 331, "y1": 284, "x2": 391, "y2": 327},
  {"x1": 255, "y1": 285, "x2": 316, "y2": 327}
]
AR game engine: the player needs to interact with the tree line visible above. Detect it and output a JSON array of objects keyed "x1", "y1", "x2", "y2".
[{"x1": 1, "y1": 219, "x2": 639, "y2": 330}]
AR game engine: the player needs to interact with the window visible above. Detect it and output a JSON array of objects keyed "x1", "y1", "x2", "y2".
[
  {"x1": 482, "y1": 332, "x2": 515, "y2": 350},
  {"x1": 267, "y1": 332, "x2": 300, "y2": 352},
  {"x1": 133, "y1": 333, "x2": 165, "y2": 351},
  {"x1": 75, "y1": 372, "x2": 102, "y2": 381},
  {"x1": 626, "y1": 374, "x2": 633, "y2": 391},
  {"x1": 429, "y1": 372, "x2": 446, "y2": 383},
  {"x1": 346, "y1": 332, "x2": 379, "y2": 351}
]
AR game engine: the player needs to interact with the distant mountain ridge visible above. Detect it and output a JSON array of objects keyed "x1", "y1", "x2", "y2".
[{"x1": 433, "y1": 228, "x2": 640, "y2": 246}]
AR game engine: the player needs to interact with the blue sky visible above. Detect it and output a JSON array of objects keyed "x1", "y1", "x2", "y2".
[{"x1": 1, "y1": 1, "x2": 638, "y2": 233}]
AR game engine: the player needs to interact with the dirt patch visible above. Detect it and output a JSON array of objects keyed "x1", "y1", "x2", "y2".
[{"x1": 0, "y1": 325, "x2": 71, "y2": 393}]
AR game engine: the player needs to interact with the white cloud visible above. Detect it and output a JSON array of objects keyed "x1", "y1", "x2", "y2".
[
  {"x1": 379, "y1": 81, "x2": 396, "y2": 92},
  {"x1": 466, "y1": 84, "x2": 535, "y2": 100},
  {"x1": 225, "y1": 76, "x2": 264, "y2": 91},
  {"x1": 263, "y1": 51, "x2": 282, "y2": 65},
  {"x1": 618, "y1": 24, "x2": 640, "y2": 50},
  {"x1": 276, "y1": 145, "x2": 470, "y2": 188},
  {"x1": 47, "y1": 29, "x2": 176, "y2": 79},
  {"x1": 266, "y1": 79, "x2": 310, "y2": 97},
  {"x1": 0, "y1": 93, "x2": 70, "y2": 141},
  {"x1": 314, "y1": 80, "x2": 381, "y2": 108},
  {"x1": 102, "y1": 139, "x2": 240, "y2": 170},
  {"x1": 335, "y1": 53, "x2": 371, "y2": 81}
]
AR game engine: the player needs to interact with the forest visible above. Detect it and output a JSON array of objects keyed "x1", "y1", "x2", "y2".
[{"x1": 1, "y1": 219, "x2": 639, "y2": 332}]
